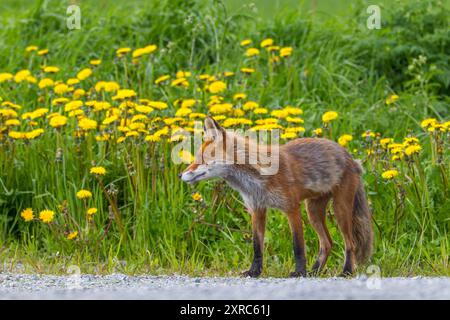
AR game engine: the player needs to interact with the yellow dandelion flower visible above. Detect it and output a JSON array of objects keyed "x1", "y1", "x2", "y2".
[
  {"x1": 154, "y1": 75, "x2": 170, "y2": 85},
  {"x1": 78, "y1": 118, "x2": 97, "y2": 131},
  {"x1": 25, "y1": 45, "x2": 38, "y2": 52},
  {"x1": 380, "y1": 138, "x2": 393, "y2": 148},
  {"x1": 281, "y1": 132, "x2": 297, "y2": 139},
  {"x1": 176, "y1": 71, "x2": 191, "y2": 78},
  {"x1": 29, "y1": 108, "x2": 49, "y2": 120},
  {"x1": 38, "y1": 78, "x2": 54, "y2": 89},
  {"x1": 313, "y1": 128, "x2": 323, "y2": 136},
  {"x1": 145, "y1": 134, "x2": 160, "y2": 142},
  {"x1": 245, "y1": 48, "x2": 260, "y2": 57},
  {"x1": 68, "y1": 109, "x2": 84, "y2": 117},
  {"x1": 179, "y1": 150, "x2": 194, "y2": 163},
  {"x1": 112, "y1": 89, "x2": 137, "y2": 100},
  {"x1": 65, "y1": 101, "x2": 84, "y2": 112},
  {"x1": 20, "y1": 208, "x2": 34, "y2": 222},
  {"x1": 52, "y1": 97, "x2": 70, "y2": 105},
  {"x1": 77, "y1": 68, "x2": 92, "y2": 80},
  {"x1": 260, "y1": 38, "x2": 274, "y2": 48},
  {"x1": 240, "y1": 67, "x2": 255, "y2": 74},
  {"x1": 191, "y1": 192, "x2": 203, "y2": 202},
  {"x1": 285, "y1": 126, "x2": 305, "y2": 133},
  {"x1": 243, "y1": 101, "x2": 259, "y2": 110},
  {"x1": 8, "y1": 131, "x2": 25, "y2": 139},
  {"x1": 73, "y1": 88, "x2": 86, "y2": 99},
  {"x1": 90, "y1": 59, "x2": 102, "y2": 66},
  {"x1": 49, "y1": 115, "x2": 68, "y2": 128},
  {"x1": 286, "y1": 117, "x2": 304, "y2": 123},
  {"x1": 96, "y1": 134, "x2": 111, "y2": 142},
  {"x1": 266, "y1": 45, "x2": 280, "y2": 52},
  {"x1": 284, "y1": 106, "x2": 303, "y2": 115},
  {"x1": 175, "y1": 108, "x2": 192, "y2": 117},
  {"x1": 90, "y1": 166, "x2": 106, "y2": 175},
  {"x1": 208, "y1": 81, "x2": 227, "y2": 94},
  {"x1": 67, "y1": 231, "x2": 78, "y2": 240},
  {"x1": 189, "y1": 113, "x2": 206, "y2": 120},
  {"x1": 54, "y1": 83, "x2": 70, "y2": 95},
  {"x1": 255, "y1": 118, "x2": 278, "y2": 125},
  {"x1": 87, "y1": 207, "x2": 97, "y2": 215},
  {"x1": 26, "y1": 75, "x2": 37, "y2": 84},
  {"x1": 37, "y1": 49, "x2": 49, "y2": 56},
  {"x1": 147, "y1": 101, "x2": 168, "y2": 110},
  {"x1": 253, "y1": 108, "x2": 268, "y2": 114},
  {"x1": 39, "y1": 210, "x2": 55, "y2": 223},
  {"x1": 362, "y1": 131, "x2": 376, "y2": 139},
  {"x1": 5, "y1": 119, "x2": 20, "y2": 126},
  {"x1": 95, "y1": 81, "x2": 120, "y2": 92},
  {"x1": 24, "y1": 128, "x2": 44, "y2": 140},
  {"x1": 0, "y1": 73, "x2": 13, "y2": 83},
  {"x1": 420, "y1": 118, "x2": 437, "y2": 129},
  {"x1": 14, "y1": 70, "x2": 31, "y2": 83},
  {"x1": 280, "y1": 47, "x2": 293, "y2": 57},
  {"x1": 102, "y1": 115, "x2": 119, "y2": 125},
  {"x1": 322, "y1": 111, "x2": 338, "y2": 123},
  {"x1": 250, "y1": 123, "x2": 283, "y2": 131},
  {"x1": 240, "y1": 39, "x2": 252, "y2": 46},
  {"x1": 223, "y1": 71, "x2": 234, "y2": 77},
  {"x1": 403, "y1": 137, "x2": 419, "y2": 146},
  {"x1": 271, "y1": 109, "x2": 289, "y2": 119},
  {"x1": 0, "y1": 108, "x2": 18, "y2": 118},
  {"x1": 382, "y1": 169, "x2": 399, "y2": 180},
  {"x1": 181, "y1": 99, "x2": 196, "y2": 109},
  {"x1": 233, "y1": 93, "x2": 247, "y2": 100},
  {"x1": 116, "y1": 47, "x2": 131, "y2": 57},
  {"x1": 222, "y1": 118, "x2": 252, "y2": 127},
  {"x1": 338, "y1": 134, "x2": 353, "y2": 147},
  {"x1": 386, "y1": 94, "x2": 399, "y2": 105},
  {"x1": 76, "y1": 189, "x2": 92, "y2": 199},
  {"x1": 43, "y1": 66, "x2": 60, "y2": 73},
  {"x1": 132, "y1": 44, "x2": 157, "y2": 58},
  {"x1": 135, "y1": 105, "x2": 154, "y2": 114},
  {"x1": 404, "y1": 145, "x2": 421, "y2": 156},
  {"x1": 126, "y1": 130, "x2": 139, "y2": 138},
  {"x1": 209, "y1": 103, "x2": 233, "y2": 115}
]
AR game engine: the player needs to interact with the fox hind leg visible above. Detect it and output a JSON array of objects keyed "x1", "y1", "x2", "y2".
[
  {"x1": 305, "y1": 195, "x2": 332, "y2": 275},
  {"x1": 332, "y1": 175, "x2": 359, "y2": 276},
  {"x1": 286, "y1": 208, "x2": 307, "y2": 277},
  {"x1": 242, "y1": 208, "x2": 266, "y2": 278}
]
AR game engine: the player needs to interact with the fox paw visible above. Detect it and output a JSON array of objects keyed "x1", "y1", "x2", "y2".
[
  {"x1": 308, "y1": 269, "x2": 321, "y2": 277},
  {"x1": 290, "y1": 271, "x2": 307, "y2": 278},
  {"x1": 338, "y1": 270, "x2": 353, "y2": 278},
  {"x1": 242, "y1": 269, "x2": 261, "y2": 278}
]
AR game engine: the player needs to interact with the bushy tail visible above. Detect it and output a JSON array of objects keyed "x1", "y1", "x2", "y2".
[{"x1": 352, "y1": 178, "x2": 373, "y2": 264}]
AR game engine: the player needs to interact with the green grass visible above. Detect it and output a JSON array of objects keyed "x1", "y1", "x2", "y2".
[{"x1": 0, "y1": 0, "x2": 449, "y2": 277}]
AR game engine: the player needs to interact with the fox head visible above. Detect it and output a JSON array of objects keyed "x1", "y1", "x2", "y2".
[
  {"x1": 179, "y1": 116, "x2": 230, "y2": 184},
  {"x1": 179, "y1": 116, "x2": 279, "y2": 184}
]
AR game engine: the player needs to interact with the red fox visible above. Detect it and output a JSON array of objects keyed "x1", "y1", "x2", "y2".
[{"x1": 180, "y1": 116, "x2": 373, "y2": 277}]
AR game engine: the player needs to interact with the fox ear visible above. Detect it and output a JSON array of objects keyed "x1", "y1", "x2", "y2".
[{"x1": 204, "y1": 116, "x2": 224, "y2": 139}]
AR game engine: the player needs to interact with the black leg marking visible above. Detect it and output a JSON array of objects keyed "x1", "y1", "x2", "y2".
[
  {"x1": 340, "y1": 249, "x2": 354, "y2": 277},
  {"x1": 290, "y1": 231, "x2": 307, "y2": 278}
]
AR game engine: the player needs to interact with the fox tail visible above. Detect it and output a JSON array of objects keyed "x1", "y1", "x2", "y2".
[{"x1": 352, "y1": 175, "x2": 373, "y2": 264}]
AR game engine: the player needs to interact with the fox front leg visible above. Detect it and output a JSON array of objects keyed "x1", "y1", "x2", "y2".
[
  {"x1": 242, "y1": 208, "x2": 267, "y2": 278},
  {"x1": 286, "y1": 208, "x2": 307, "y2": 277}
]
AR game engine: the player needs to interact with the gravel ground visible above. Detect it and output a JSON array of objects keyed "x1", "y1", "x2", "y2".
[{"x1": 0, "y1": 273, "x2": 449, "y2": 299}]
